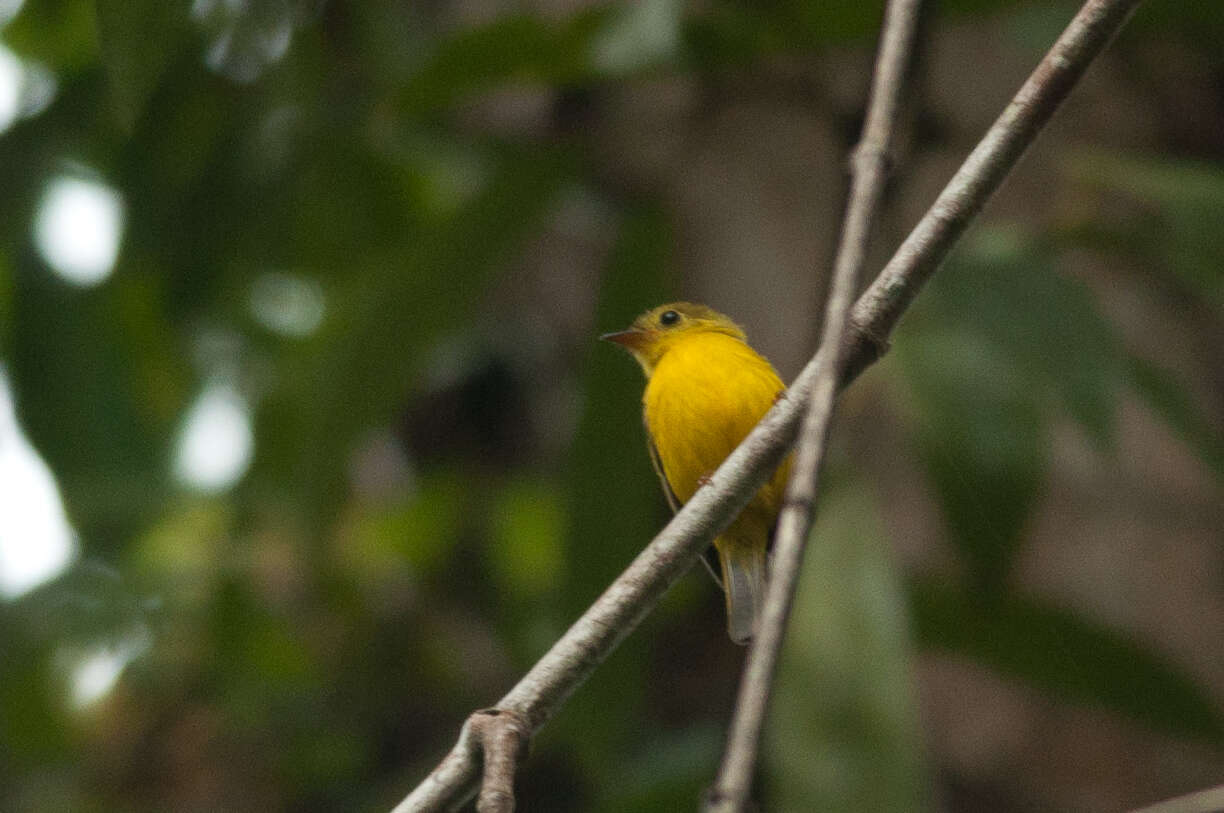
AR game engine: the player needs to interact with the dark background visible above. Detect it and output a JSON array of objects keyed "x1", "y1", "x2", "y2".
[{"x1": 0, "y1": 0, "x2": 1222, "y2": 810}]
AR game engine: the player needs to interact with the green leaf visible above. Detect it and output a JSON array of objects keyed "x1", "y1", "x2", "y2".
[
  {"x1": 96, "y1": 0, "x2": 187, "y2": 130},
  {"x1": 684, "y1": 0, "x2": 1032, "y2": 69},
  {"x1": 684, "y1": 0, "x2": 887, "y2": 65},
  {"x1": 0, "y1": 612, "x2": 71, "y2": 767},
  {"x1": 1126, "y1": 355, "x2": 1224, "y2": 482},
  {"x1": 894, "y1": 227, "x2": 1130, "y2": 590},
  {"x1": 591, "y1": 0, "x2": 683, "y2": 75},
  {"x1": 2, "y1": 0, "x2": 98, "y2": 72},
  {"x1": 1066, "y1": 150, "x2": 1224, "y2": 311},
  {"x1": 399, "y1": 9, "x2": 611, "y2": 115},
  {"x1": 602, "y1": 724, "x2": 724, "y2": 812},
  {"x1": 11, "y1": 269, "x2": 180, "y2": 542},
  {"x1": 897, "y1": 328, "x2": 1047, "y2": 593},
  {"x1": 912, "y1": 580, "x2": 1224, "y2": 745},
  {"x1": 488, "y1": 477, "x2": 566, "y2": 600},
  {"x1": 933, "y1": 227, "x2": 1122, "y2": 445},
  {"x1": 339, "y1": 471, "x2": 464, "y2": 583},
  {"x1": 1130, "y1": 0, "x2": 1224, "y2": 49},
  {"x1": 769, "y1": 485, "x2": 929, "y2": 813},
  {"x1": 13, "y1": 559, "x2": 149, "y2": 653},
  {"x1": 0, "y1": 253, "x2": 11, "y2": 352}
]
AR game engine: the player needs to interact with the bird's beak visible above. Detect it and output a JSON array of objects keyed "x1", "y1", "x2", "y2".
[{"x1": 600, "y1": 329, "x2": 647, "y2": 349}]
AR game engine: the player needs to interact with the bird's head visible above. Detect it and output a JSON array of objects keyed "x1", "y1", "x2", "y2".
[{"x1": 601, "y1": 302, "x2": 747, "y2": 376}]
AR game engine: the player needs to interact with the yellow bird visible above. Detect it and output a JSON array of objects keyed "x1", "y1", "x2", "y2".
[{"x1": 603, "y1": 303, "x2": 791, "y2": 644}]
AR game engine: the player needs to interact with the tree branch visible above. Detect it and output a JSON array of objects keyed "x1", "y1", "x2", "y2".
[
  {"x1": 394, "y1": 0, "x2": 1141, "y2": 808},
  {"x1": 706, "y1": 0, "x2": 921, "y2": 807},
  {"x1": 1129, "y1": 784, "x2": 1224, "y2": 813}
]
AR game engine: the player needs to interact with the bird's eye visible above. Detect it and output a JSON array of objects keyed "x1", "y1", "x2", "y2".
[{"x1": 659, "y1": 310, "x2": 680, "y2": 327}]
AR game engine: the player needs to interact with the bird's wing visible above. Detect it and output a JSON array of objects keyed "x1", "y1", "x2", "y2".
[
  {"x1": 700, "y1": 543, "x2": 725, "y2": 588},
  {"x1": 647, "y1": 434, "x2": 680, "y2": 512},
  {"x1": 648, "y1": 433, "x2": 724, "y2": 588}
]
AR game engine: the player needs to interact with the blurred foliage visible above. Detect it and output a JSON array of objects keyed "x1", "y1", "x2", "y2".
[
  {"x1": 895, "y1": 228, "x2": 1121, "y2": 593},
  {"x1": 894, "y1": 219, "x2": 1224, "y2": 744},
  {"x1": 0, "y1": 0, "x2": 1221, "y2": 811},
  {"x1": 769, "y1": 484, "x2": 926, "y2": 812},
  {"x1": 912, "y1": 579, "x2": 1224, "y2": 744}
]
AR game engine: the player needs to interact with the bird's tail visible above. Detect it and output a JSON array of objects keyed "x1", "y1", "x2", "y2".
[{"x1": 715, "y1": 537, "x2": 767, "y2": 645}]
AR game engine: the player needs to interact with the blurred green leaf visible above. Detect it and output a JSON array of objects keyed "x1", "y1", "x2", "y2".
[
  {"x1": 12, "y1": 268, "x2": 178, "y2": 544},
  {"x1": 932, "y1": 227, "x2": 1122, "y2": 445},
  {"x1": 591, "y1": 0, "x2": 683, "y2": 75},
  {"x1": 1072, "y1": 150, "x2": 1224, "y2": 206},
  {"x1": 912, "y1": 579, "x2": 1224, "y2": 745},
  {"x1": 1126, "y1": 355, "x2": 1224, "y2": 482},
  {"x1": 1130, "y1": 0, "x2": 1224, "y2": 46},
  {"x1": 96, "y1": 0, "x2": 187, "y2": 130},
  {"x1": 342, "y1": 472, "x2": 464, "y2": 580},
  {"x1": 0, "y1": 254, "x2": 11, "y2": 351},
  {"x1": 3, "y1": 0, "x2": 98, "y2": 72},
  {"x1": 0, "y1": 614, "x2": 70, "y2": 768},
  {"x1": 189, "y1": 0, "x2": 302, "y2": 84},
  {"x1": 603, "y1": 724, "x2": 723, "y2": 812},
  {"x1": 488, "y1": 477, "x2": 566, "y2": 599},
  {"x1": 130, "y1": 498, "x2": 232, "y2": 612},
  {"x1": 898, "y1": 327, "x2": 1047, "y2": 593},
  {"x1": 16, "y1": 559, "x2": 149, "y2": 651},
  {"x1": 684, "y1": 0, "x2": 885, "y2": 66},
  {"x1": 769, "y1": 484, "x2": 928, "y2": 813},
  {"x1": 1067, "y1": 150, "x2": 1224, "y2": 311},
  {"x1": 400, "y1": 9, "x2": 610, "y2": 115},
  {"x1": 684, "y1": 0, "x2": 1031, "y2": 68},
  {"x1": 895, "y1": 228, "x2": 1130, "y2": 590},
  {"x1": 0, "y1": 561, "x2": 147, "y2": 778},
  {"x1": 1004, "y1": 0, "x2": 1081, "y2": 53},
  {"x1": 208, "y1": 579, "x2": 321, "y2": 715}
]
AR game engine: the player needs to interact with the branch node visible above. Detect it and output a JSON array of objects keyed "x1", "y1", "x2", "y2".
[
  {"x1": 849, "y1": 315, "x2": 891, "y2": 359},
  {"x1": 468, "y1": 708, "x2": 531, "y2": 813}
]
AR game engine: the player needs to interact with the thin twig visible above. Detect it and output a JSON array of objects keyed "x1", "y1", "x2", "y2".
[
  {"x1": 706, "y1": 0, "x2": 921, "y2": 807},
  {"x1": 1129, "y1": 784, "x2": 1224, "y2": 813},
  {"x1": 394, "y1": 0, "x2": 1141, "y2": 808}
]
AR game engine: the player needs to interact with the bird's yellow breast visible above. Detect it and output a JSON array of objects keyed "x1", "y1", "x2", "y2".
[{"x1": 643, "y1": 331, "x2": 787, "y2": 505}]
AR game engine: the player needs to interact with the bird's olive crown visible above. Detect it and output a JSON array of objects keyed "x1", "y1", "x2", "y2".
[{"x1": 631, "y1": 302, "x2": 745, "y2": 338}]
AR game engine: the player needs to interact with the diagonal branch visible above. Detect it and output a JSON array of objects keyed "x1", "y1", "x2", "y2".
[
  {"x1": 1129, "y1": 784, "x2": 1224, "y2": 813},
  {"x1": 706, "y1": 0, "x2": 922, "y2": 807},
  {"x1": 394, "y1": 0, "x2": 1142, "y2": 809}
]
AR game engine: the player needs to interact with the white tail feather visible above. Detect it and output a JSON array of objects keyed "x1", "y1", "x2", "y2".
[{"x1": 716, "y1": 540, "x2": 767, "y2": 645}]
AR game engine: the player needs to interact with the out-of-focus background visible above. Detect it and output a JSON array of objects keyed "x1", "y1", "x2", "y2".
[{"x1": 0, "y1": 0, "x2": 1221, "y2": 810}]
